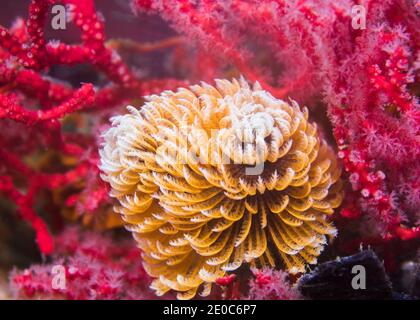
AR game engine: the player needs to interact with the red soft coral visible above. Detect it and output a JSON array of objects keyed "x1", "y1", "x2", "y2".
[
  {"x1": 10, "y1": 226, "x2": 160, "y2": 300},
  {"x1": 246, "y1": 268, "x2": 302, "y2": 300},
  {"x1": 0, "y1": 0, "x2": 185, "y2": 254}
]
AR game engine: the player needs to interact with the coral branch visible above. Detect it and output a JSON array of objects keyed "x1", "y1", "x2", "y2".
[
  {"x1": 0, "y1": 175, "x2": 54, "y2": 254},
  {"x1": 0, "y1": 0, "x2": 186, "y2": 256},
  {"x1": 0, "y1": 84, "x2": 95, "y2": 124}
]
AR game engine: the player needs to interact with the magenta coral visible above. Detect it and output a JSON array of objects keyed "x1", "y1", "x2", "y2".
[
  {"x1": 10, "y1": 227, "x2": 157, "y2": 299},
  {"x1": 246, "y1": 268, "x2": 302, "y2": 300},
  {"x1": 0, "y1": 0, "x2": 185, "y2": 254}
]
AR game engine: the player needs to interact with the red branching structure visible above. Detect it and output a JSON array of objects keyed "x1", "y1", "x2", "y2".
[
  {"x1": 0, "y1": 148, "x2": 89, "y2": 254},
  {"x1": 0, "y1": 0, "x2": 185, "y2": 255}
]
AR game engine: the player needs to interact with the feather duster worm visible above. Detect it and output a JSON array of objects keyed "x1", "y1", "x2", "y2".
[{"x1": 99, "y1": 78, "x2": 343, "y2": 299}]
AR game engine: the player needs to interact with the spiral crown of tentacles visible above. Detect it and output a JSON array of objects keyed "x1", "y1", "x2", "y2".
[{"x1": 99, "y1": 78, "x2": 343, "y2": 299}]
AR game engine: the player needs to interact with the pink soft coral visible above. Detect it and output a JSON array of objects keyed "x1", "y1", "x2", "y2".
[
  {"x1": 10, "y1": 227, "x2": 160, "y2": 299},
  {"x1": 246, "y1": 268, "x2": 302, "y2": 300}
]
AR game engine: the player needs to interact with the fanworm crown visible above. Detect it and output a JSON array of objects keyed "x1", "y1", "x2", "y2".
[{"x1": 99, "y1": 78, "x2": 343, "y2": 299}]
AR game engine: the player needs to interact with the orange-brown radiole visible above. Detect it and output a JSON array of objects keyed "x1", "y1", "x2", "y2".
[{"x1": 99, "y1": 78, "x2": 343, "y2": 299}]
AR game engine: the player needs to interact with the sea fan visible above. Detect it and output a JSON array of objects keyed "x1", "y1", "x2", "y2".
[{"x1": 99, "y1": 78, "x2": 343, "y2": 299}]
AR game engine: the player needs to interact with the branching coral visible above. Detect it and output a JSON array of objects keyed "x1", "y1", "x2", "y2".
[
  {"x1": 0, "y1": 0, "x2": 185, "y2": 254},
  {"x1": 99, "y1": 78, "x2": 343, "y2": 299}
]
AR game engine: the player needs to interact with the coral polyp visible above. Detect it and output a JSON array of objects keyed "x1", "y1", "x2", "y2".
[{"x1": 99, "y1": 78, "x2": 343, "y2": 299}]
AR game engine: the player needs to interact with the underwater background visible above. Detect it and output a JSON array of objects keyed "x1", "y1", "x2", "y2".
[{"x1": 0, "y1": 0, "x2": 419, "y2": 300}]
